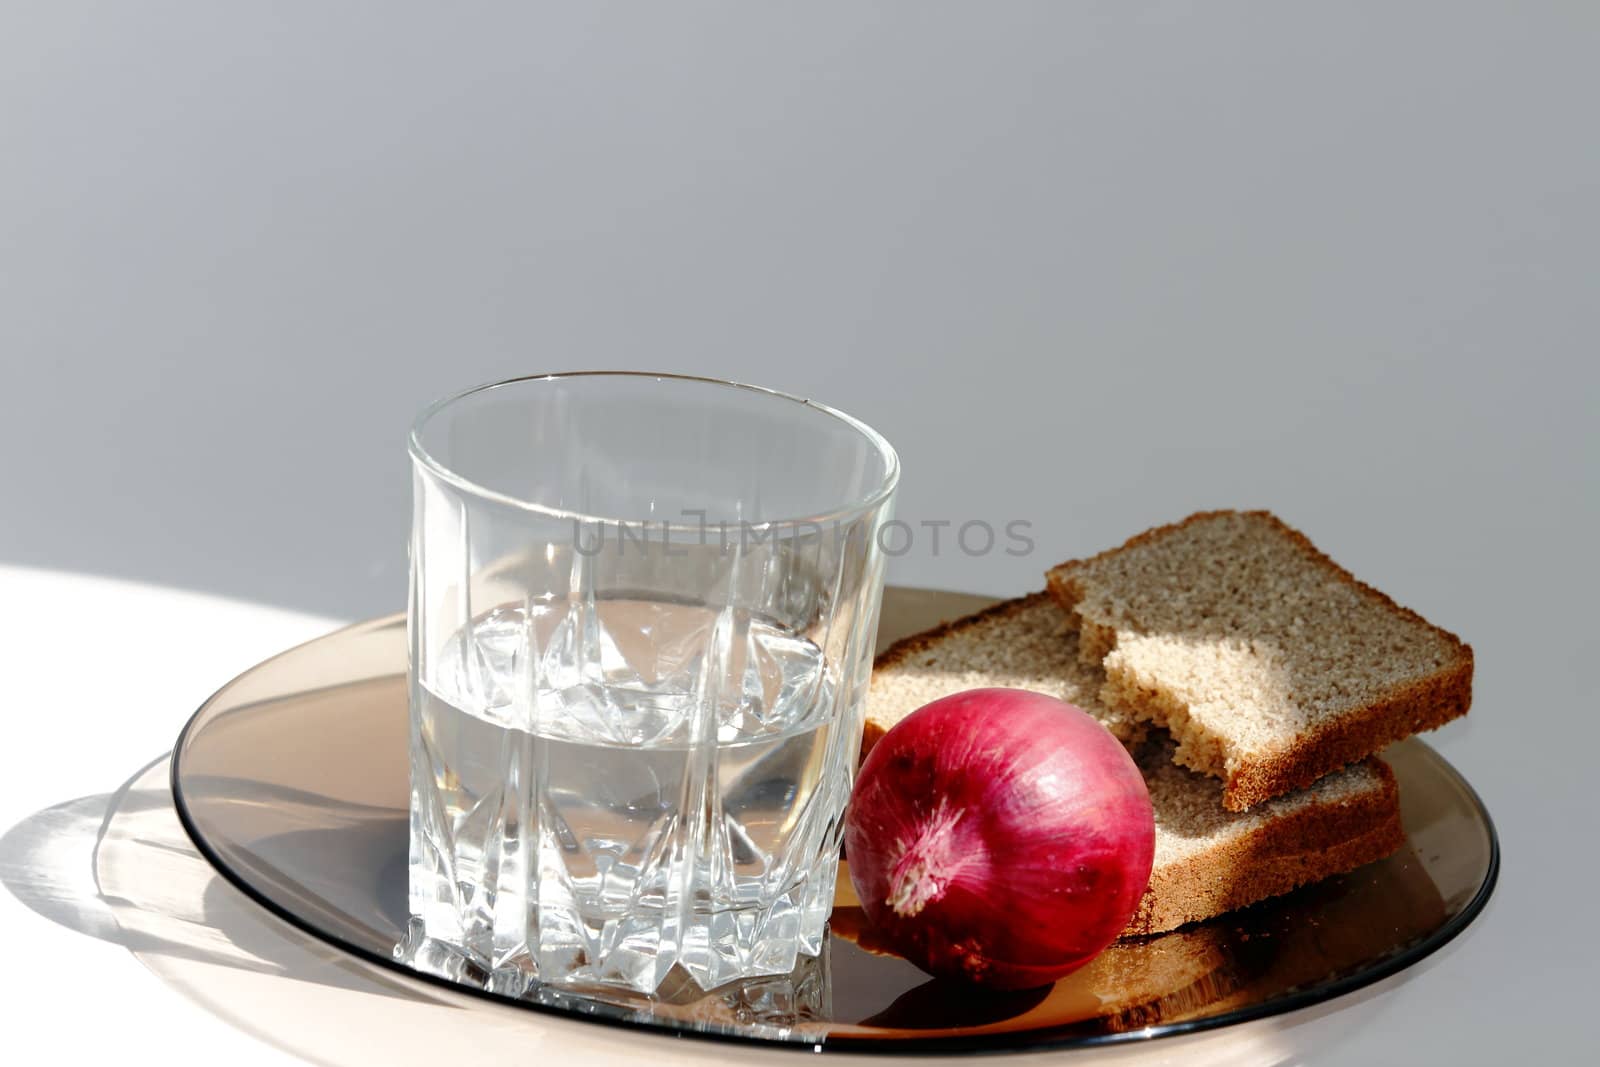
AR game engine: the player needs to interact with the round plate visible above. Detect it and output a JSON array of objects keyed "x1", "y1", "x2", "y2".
[{"x1": 171, "y1": 587, "x2": 1497, "y2": 1054}]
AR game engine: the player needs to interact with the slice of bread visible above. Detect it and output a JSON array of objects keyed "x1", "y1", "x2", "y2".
[
  {"x1": 867, "y1": 593, "x2": 1405, "y2": 936},
  {"x1": 1047, "y1": 510, "x2": 1472, "y2": 811},
  {"x1": 1126, "y1": 741, "x2": 1401, "y2": 935}
]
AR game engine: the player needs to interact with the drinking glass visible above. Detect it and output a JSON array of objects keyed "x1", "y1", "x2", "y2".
[{"x1": 404, "y1": 372, "x2": 898, "y2": 995}]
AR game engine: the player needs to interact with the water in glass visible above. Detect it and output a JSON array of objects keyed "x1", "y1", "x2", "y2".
[{"x1": 408, "y1": 596, "x2": 851, "y2": 993}]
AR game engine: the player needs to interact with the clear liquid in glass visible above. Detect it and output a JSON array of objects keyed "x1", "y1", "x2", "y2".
[{"x1": 406, "y1": 597, "x2": 850, "y2": 994}]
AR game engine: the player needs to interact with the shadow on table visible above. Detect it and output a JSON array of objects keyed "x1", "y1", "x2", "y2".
[{"x1": 0, "y1": 756, "x2": 472, "y2": 1065}]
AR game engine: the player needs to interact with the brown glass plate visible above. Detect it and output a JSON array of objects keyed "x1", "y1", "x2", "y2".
[{"x1": 171, "y1": 588, "x2": 1497, "y2": 1054}]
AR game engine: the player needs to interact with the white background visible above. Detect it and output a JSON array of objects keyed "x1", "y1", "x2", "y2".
[{"x1": 2, "y1": 3, "x2": 1595, "y2": 1064}]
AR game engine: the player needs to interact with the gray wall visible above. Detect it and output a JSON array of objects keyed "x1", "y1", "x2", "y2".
[{"x1": 4, "y1": 1, "x2": 1592, "y2": 623}]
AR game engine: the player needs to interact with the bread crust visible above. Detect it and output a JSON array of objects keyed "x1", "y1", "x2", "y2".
[
  {"x1": 1121, "y1": 758, "x2": 1404, "y2": 936},
  {"x1": 872, "y1": 591, "x2": 1047, "y2": 673},
  {"x1": 1048, "y1": 510, "x2": 1474, "y2": 811},
  {"x1": 1215, "y1": 656, "x2": 1470, "y2": 811}
]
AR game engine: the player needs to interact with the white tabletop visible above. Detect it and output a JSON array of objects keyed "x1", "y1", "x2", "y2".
[
  {"x1": 0, "y1": 561, "x2": 1578, "y2": 1065},
  {"x1": 0, "y1": 567, "x2": 342, "y2": 1067}
]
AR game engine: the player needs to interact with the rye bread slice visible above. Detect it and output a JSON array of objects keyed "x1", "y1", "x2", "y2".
[
  {"x1": 1047, "y1": 511, "x2": 1472, "y2": 812},
  {"x1": 867, "y1": 594, "x2": 1405, "y2": 936}
]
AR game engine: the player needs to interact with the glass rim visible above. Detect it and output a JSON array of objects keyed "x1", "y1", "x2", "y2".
[{"x1": 408, "y1": 371, "x2": 900, "y2": 531}]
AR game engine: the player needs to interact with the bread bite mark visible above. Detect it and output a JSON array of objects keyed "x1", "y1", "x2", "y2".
[{"x1": 1048, "y1": 510, "x2": 1472, "y2": 811}]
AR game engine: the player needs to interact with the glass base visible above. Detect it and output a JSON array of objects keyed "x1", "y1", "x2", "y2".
[
  {"x1": 397, "y1": 919, "x2": 831, "y2": 1039},
  {"x1": 403, "y1": 848, "x2": 838, "y2": 994}
]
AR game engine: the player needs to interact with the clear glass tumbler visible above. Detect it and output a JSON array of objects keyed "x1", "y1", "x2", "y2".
[{"x1": 405, "y1": 373, "x2": 898, "y2": 995}]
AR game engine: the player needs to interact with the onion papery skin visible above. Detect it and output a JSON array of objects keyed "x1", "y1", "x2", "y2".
[{"x1": 845, "y1": 688, "x2": 1156, "y2": 990}]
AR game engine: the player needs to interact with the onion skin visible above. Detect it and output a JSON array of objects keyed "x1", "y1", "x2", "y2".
[{"x1": 844, "y1": 688, "x2": 1156, "y2": 990}]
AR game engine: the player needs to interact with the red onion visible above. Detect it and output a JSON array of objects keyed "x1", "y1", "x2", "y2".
[{"x1": 845, "y1": 688, "x2": 1155, "y2": 990}]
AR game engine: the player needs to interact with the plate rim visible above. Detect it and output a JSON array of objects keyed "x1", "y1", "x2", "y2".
[{"x1": 169, "y1": 591, "x2": 1501, "y2": 1056}]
